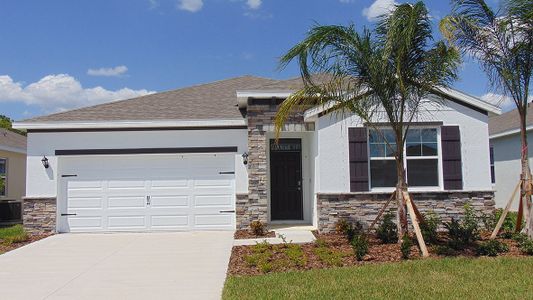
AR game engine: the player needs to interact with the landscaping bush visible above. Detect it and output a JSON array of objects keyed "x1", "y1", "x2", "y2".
[
  {"x1": 482, "y1": 209, "x2": 523, "y2": 237},
  {"x1": 314, "y1": 245, "x2": 345, "y2": 266},
  {"x1": 420, "y1": 211, "x2": 441, "y2": 244},
  {"x1": 434, "y1": 245, "x2": 457, "y2": 256},
  {"x1": 334, "y1": 219, "x2": 363, "y2": 241},
  {"x1": 250, "y1": 221, "x2": 266, "y2": 236},
  {"x1": 335, "y1": 219, "x2": 350, "y2": 235},
  {"x1": 519, "y1": 239, "x2": 533, "y2": 255},
  {"x1": 376, "y1": 213, "x2": 397, "y2": 244},
  {"x1": 351, "y1": 234, "x2": 369, "y2": 261},
  {"x1": 0, "y1": 225, "x2": 29, "y2": 245},
  {"x1": 444, "y1": 204, "x2": 480, "y2": 250},
  {"x1": 512, "y1": 233, "x2": 529, "y2": 245},
  {"x1": 476, "y1": 240, "x2": 509, "y2": 257},
  {"x1": 400, "y1": 234, "x2": 412, "y2": 259}
]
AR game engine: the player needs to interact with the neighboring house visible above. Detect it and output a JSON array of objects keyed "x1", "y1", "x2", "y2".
[
  {"x1": 489, "y1": 104, "x2": 533, "y2": 210},
  {"x1": 0, "y1": 128, "x2": 26, "y2": 224},
  {"x1": 14, "y1": 76, "x2": 500, "y2": 234}
]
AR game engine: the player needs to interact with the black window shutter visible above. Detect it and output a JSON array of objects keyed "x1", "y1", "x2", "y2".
[
  {"x1": 441, "y1": 126, "x2": 463, "y2": 190},
  {"x1": 349, "y1": 127, "x2": 369, "y2": 192}
]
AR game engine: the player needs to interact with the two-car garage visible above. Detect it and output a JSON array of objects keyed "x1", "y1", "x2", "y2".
[{"x1": 57, "y1": 153, "x2": 236, "y2": 233}]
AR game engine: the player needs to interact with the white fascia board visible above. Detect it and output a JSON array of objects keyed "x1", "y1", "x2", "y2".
[
  {"x1": 435, "y1": 87, "x2": 502, "y2": 115},
  {"x1": 489, "y1": 125, "x2": 533, "y2": 139},
  {"x1": 13, "y1": 119, "x2": 247, "y2": 130},
  {"x1": 236, "y1": 90, "x2": 293, "y2": 108},
  {"x1": 303, "y1": 101, "x2": 337, "y2": 122},
  {"x1": 0, "y1": 145, "x2": 26, "y2": 154}
]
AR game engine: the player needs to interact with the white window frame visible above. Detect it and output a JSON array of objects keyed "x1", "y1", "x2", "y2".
[
  {"x1": 368, "y1": 126, "x2": 443, "y2": 192},
  {"x1": 0, "y1": 158, "x2": 7, "y2": 197}
]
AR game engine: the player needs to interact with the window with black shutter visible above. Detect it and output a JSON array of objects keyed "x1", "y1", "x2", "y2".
[
  {"x1": 348, "y1": 127, "x2": 369, "y2": 192},
  {"x1": 441, "y1": 126, "x2": 463, "y2": 190}
]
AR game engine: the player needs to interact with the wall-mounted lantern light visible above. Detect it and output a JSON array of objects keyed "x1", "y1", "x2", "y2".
[
  {"x1": 41, "y1": 156, "x2": 49, "y2": 169},
  {"x1": 242, "y1": 152, "x2": 249, "y2": 165}
]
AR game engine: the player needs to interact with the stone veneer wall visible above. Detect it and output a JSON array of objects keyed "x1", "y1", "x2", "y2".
[
  {"x1": 317, "y1": 191, "x2": 495, "y2": 233},
  {"x1": 240, "y1": 99, "x2": 309, "y2": 230},
  {"x1": 23, "y1": 197, "x2": 57, "y2": 234}
]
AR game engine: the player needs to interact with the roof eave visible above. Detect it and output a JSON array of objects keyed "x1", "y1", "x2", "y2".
[{"x1": 13, "y1": 119, "x2": 247, "y2": 130}]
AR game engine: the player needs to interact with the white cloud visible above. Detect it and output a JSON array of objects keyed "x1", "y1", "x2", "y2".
[
  {"x1": 148, "y1": 0, "x2": 159, "y2": 9},
  {"x1": 177, "y1": 0, "x2": 203, "y2": 12},
  {"x1": 87, "y1": 65, "x2": 128, "y2": 77},
  {"x1": 339, "y1": 0, "x2": 354, "y2": 3},
  {"x1": 246, "y1": 0, "x2": 262, "y2": 10},
  {"x1": 362, "y1": 0, "x2": 397, "y2": 21},
  {"x1": 0, "y1": 74, "x2": 155, "y2": 113},
  {"x1": 480, "y1": 93, "x2": 520, "y2": 112}
]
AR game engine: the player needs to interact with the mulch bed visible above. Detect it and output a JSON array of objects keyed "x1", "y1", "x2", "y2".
[
  {"x1": 234, "y1": 230, "x2": 276, "y2": 239},
  {"x1": 0, "y1": 234, "x2": 52, "y2": 254},
  {"x1": 228, "y1": 230, "x2": 529, "y2": 276}
]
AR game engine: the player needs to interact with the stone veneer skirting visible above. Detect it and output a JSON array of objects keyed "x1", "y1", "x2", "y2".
[
  {"x1": 317, "y1": 191, "x2": 495, "y2": 233},
  {"x1": 23, "y1": 197, "x2": 57, "y2": 234},
  {"x1": 236, "y1": 193, "x2": 268, "y2": 230}
]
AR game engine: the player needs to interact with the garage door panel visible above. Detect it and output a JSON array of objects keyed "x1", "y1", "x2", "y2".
[
  {"x1": 150, "y1": 180, "x2": 188, "y2": 188},
  {"x1": 194, "y1": 195, "x2": 233, "y2": 207},
  {"x1": 68, "y1": 217, "x2": 103, "y2": 231},
  {"x1": 108, "y1": 180, "x2": 145, "y2": 189},
  {"x1": 193, "y1": 179, "x2": 232, "y2": 188},
  {"x1": 150, "y1": 215, "x2": 189, "y2": 228},
  {"x1": 108, "y1": 196, "x2": 146, "y2": 208},
  {"x1": 68, "y1": 197, "x2": 103, "y2": 209},
  {"x1": 194, "y1": 214, "x2": 233, "y2": 227},
  {"x1": 107, "y1": 216, "x2": 146, "y2": 228},
  {"x1": 150, "y1": 195, "x2": 189, "y2": 207}
]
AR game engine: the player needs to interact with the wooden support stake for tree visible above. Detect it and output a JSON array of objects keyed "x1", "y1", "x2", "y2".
[
  {"x1": 409, "y1": 199, "x2": 426, "y2": 225},
  {"x1": 491, "y1": 180, "x2": 521, "y2": 239},
  {"x1": 402, "y1": 191, "x2": 429, "y2": 257},
  {"x1": 367, "y1": 191, "x2": 396, "y2": 233}
]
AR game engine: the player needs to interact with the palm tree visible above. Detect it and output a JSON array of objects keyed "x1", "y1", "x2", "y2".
[
  {"x1": 275, "y1": 1, "x2": 460, "y2": 239},
  {"x1": 440, "y1": 0, "x2": 533, "y2": 237}
]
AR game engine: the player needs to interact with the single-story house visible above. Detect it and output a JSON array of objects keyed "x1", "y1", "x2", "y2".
[
  {"x1": 14, "y1": 76, "x2": 500, "y2": 234},
  {"x1": 0, "y1": 128, "x2": 26, "y2": 225},
  {"x1": 489, "y1": 104, "x2": 533, "y2": 209}
]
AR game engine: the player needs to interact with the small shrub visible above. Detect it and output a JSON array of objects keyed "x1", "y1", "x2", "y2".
[
  {"x1": 0, "y1": 225, "x2": 29, "y2": 245},
  {"x1": 444, "y1": 204, "x2": 480, "y2": 250},
  {"x1": 400, "y1": 234, "x2": 413, "y2": 259},
  {"x1": 519, "y1": 239, "x2": 533, "y2": 255},
  {"x1": 351, "y1": 234, "x2": 369, "y2": 261},
  {"x1": 512, "y1": 233, "x2": 529, "y2": 246},
  {"x1": 483, "y1": 209, "x2": 523, "y2": 236},
  {"x1": 259, "y1": 261, "x2": 272, "y2": 273},
  {"x1": 245, "y1": 242, "x2": 273, "y2": 270},
  {"x1": 376, "y1": 213, "x2": 398, "y2": 244},
  {"x1": 476, "y1": 240, "x2": 509, "y2": 257},
  {"x1": 285, "y1": 244, "x2": 306, "y2": 267},
  {"x1": 420, "y1": 211, "x2": 441, "y2": 244},
  {"x1": 250, "y1": 221, "x2": 266, "y2": 236},
  {"x1": 335, "y1": 219, "x2": 351, "y2": 235},
  {"x1": 434, "y1": 245, "x2": 457, "y2": 256},
  {"x1": 315, "y1": 238, "x2": 328, "y2": 248},
  {"x1": 345, "y1": 221, "x2": 364, "y2": 242}
]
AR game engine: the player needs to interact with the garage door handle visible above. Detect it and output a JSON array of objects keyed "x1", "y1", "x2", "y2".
[
  {"x1": 61, "y1": 213, "x2": 77, "y2": 216},
  {"x1": 219, "y1": 210, "x2": 235, "y2": 213}
]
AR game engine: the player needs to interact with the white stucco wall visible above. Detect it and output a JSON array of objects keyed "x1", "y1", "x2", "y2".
[
  {"x1": 25, "y1": 129, "x2": 248, "y2": 197},
  {"x1": 315, "y1": 96, "x2": 493, "y2": 193},
  {"x1": 491, "y1": 131, "x2": 533, "y2": 209}
]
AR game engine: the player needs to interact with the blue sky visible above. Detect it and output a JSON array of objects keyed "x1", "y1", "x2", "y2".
[{"x1": 0, "y1": 0, "x2": 509, "y2": 121}]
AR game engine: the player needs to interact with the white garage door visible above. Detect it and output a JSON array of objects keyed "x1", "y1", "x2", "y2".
[{"x1": 58, "y1": 154, "x2": 236, "y2": 232}]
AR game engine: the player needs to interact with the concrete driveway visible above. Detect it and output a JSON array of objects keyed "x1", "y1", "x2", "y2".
[{"x1": 0, "y1": 231, "x2": 234, "y2": 300}]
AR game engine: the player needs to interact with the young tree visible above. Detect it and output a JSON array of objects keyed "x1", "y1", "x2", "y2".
[
  {"x1": 440, "y1": 0, "x2": 533, "y2": 236},
  {"x1": 275, "y1": 2, "x2": 460, "y2": 239}
]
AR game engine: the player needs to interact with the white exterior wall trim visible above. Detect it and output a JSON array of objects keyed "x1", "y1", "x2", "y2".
[
  {"x1": 490, "y1": 125, "x2": 533, "y2": 139},
  {"x1": 13, "y1": 119, "x2": 246, "y2": 130},
  {"x1": 0, "y1": 145, "x2": 26, "y2": 154}
]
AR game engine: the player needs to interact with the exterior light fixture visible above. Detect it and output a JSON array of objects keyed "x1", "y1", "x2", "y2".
[
  {"x1": 41, "y1": 156, "x2": 49, "y2": 169},
  {"x1": 242, "y1": 152, "x2": 249, "y2": 165}
]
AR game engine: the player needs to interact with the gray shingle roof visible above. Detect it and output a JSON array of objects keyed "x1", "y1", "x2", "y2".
[
  {"x1": 22, "y1": 76, "x2": 277, "y2": 123},
  {"x1": 0, "y1": 129, "x2": 26, "y2": 151},
  {"x1": 489, "y1": 105, "x2": 533, "y2": 136}
]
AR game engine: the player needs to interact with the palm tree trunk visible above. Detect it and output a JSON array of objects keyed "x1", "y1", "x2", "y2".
[
  {"x1": 519, "y1": 113, "x2": 533, "y2": 238},
  {"x1": 395, "y1": 156, "x2": 408, "y2": 241}
]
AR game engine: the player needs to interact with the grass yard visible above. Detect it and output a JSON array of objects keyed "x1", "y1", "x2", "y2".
[{"x1": 223, "y1": 257, "x2": 533, "y2": 299}]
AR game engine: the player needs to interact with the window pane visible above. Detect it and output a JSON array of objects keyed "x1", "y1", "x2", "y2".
[
  {"x1": 383, "y1": 129, "x2": 396, "y2": 143},
  {"x1": 406, "y1": 129, "x2": 421, "y2": 143},
  {"x1": 421, "y1": 142, "x2": 438, "y2": 156},
  {"x1": 370, "y1": 144, "x2": 385, "y2": 157},
  {"x1": 0, "y1": 159, "x2": 5, "y2": 175},
  {"x1": 407, "y1": 159, "x2": 439, "y2": 186},
  {"x1": 406, "y1": 143, "x2": 421, "y2": 156},
  {"x1": 421, "y1": 128, "x2": 437, "y2": 142},
  {"x1": 371, "y1": 160, "x2": 397, "y2": 188},
  {"x1": 369, "y1": 129, "x2": 383, "y2": 143},
  {"x1": 385, "y1": 143, "x2": 397, "y2": 157}
]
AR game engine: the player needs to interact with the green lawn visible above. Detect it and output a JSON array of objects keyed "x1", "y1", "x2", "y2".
[{"x1": 223, "y1": 257, "x2": 533, "y2": 300}]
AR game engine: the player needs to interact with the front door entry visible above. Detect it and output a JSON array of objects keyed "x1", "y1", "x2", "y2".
[{"x1": 270, "y1": 139, "x2": 303, "y2": 220}]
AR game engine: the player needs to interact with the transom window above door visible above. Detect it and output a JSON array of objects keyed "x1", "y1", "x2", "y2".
[{"x1": 369, "y1": 128, "x2": 440, "y2": 189}]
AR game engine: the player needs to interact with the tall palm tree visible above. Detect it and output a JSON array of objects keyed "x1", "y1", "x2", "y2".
[
  {"x1": 440, "y1": 0, "x2": 533, "y2": 237},
  {"x1": 275, "y1": 1, "x2": 460, "y2": 239}
]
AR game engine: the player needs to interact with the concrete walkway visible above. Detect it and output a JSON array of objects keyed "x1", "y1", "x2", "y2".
[
  {"x1": 0, "y1": 232, "x2": 234, "y2": 300},
  {"x1": 234, "y1": 225, "x2": 316, "y2": 246}
]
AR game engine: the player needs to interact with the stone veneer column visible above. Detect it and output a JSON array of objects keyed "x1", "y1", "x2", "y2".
[{"x1": 23, "y1": 197, "x2": 57, "y2": 234}]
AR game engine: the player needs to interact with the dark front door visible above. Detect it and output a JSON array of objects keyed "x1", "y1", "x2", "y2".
[{"x1": 270, "y1": 139, "x2": 303, "y2": 220}]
